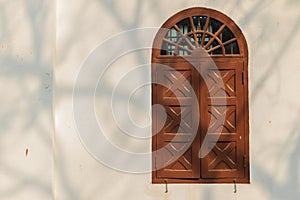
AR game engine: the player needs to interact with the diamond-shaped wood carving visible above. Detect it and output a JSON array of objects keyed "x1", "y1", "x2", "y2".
[
  {"x1": 155, "y1": 63, "x2": 200, "y2": 179},
  {"x1": 165, "y1": 106, "x2": 192, "y2": 133},
  {"x1": 164, "y1": 70, "x2": 192, "y2": 98},
  {"x1": 208, "y1": 142, "x2": 237, "y2": 170},
  {"x1": 207, "y1": 69, "x2": 236, "y2": 97},
  {"x1": 208, "y1": 105, "x2": 236, "y2": 133}
]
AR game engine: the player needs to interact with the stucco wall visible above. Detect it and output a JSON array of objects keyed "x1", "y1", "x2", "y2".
[
  {"x1": 0, "y1": 0, "x2": 53, "y2": 199},
  {"x1": 1, "y1": 0, "x2": 300, "y2": 199},
  {"x1": 55, "y1": 0, "x2": 300, "y2": 199}
]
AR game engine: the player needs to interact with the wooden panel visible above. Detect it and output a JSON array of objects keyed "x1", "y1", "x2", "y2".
[
  {"x1": 152, "y1": 7, "x2": 249, "y2": 184},
  {"x1": 201, "y1": 61, "x2": 245, "y2": 179},
  {"x1": 154, "y1": 62, "x2": 200, "y2": 179}
]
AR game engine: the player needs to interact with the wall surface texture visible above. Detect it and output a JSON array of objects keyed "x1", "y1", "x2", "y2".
[
  {"x1": 1, "y1": 0, "x2": 300, "y2": 199},
  {"x1": 0, "y1": 0, "x2": 53, "y2": 199}
]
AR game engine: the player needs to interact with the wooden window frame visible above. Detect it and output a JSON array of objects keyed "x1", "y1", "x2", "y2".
[{"x1": 152, "y1": 7, "x2": 250, "y2": 184}]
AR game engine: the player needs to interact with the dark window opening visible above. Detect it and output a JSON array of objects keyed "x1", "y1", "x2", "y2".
[{"x1": 160, "y1": 15, "x2": 240, "y2": 56}]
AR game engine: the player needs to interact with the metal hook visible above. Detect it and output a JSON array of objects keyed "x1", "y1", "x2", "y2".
[
  {"x1": 164, "y1": 179, "x2": 168, "y2": 193},
  {"x1": 233, "y1": 179, "x2": 237, "y2": 193}
]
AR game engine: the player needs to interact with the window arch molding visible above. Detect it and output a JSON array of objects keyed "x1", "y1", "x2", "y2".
[{"x1": 152, "y1": 7, "x2": 249, "y2": 184}]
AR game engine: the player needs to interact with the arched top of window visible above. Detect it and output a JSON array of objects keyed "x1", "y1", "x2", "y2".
[{"x1": 152, "y1": 7, "x2": 248, "y2": 58}]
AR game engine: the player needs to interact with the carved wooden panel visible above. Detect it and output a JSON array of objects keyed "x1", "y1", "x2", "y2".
[
  {"x1": 152, "y1": 7, "x2": 249, "y2": 184},
  {"x1": 154, "y1": 63, "x2": 200, "y2": 179},
  {"x1": 201, "y1": 61, "x2": 245, "y2": 179}
]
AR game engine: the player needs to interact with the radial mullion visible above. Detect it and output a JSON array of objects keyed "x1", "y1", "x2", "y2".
[
  {"x1": 173, "y1": 25, "x2": 195, "y2": 50},
  {"x1": 162, "y1": 38, "x2": 177, "y2": 55},
  {"x1": 206, "y1": 45, "x2": 221, "y2": 53},
  {"x1": 162, "y1": 38, "x2": 177, "y2": 46},
  {"x1": 163, "y1": 38, "x2": 193, "y2": 54},
  {"x1": 204, "y1": 36, "x2": 216, "y2": 50},
  {"x1": 204, "y1": 24, "x2": 226, "y2": 49},
  {"x1": 184, "y1": 36, "x2": 195, "y2": 50},
  {"x1": 177, "y1": 45, "x2": 193, "y2": 54},
  {"x1": 173, "y1": 25, "x2": 184, "y2": 36},
  {"x1": 201, "y1": 16, "x2": 210, "y2": 47},
  {"x1": 222, "y1": 38, "x2": 237, "y2": 46},
  {"x1": 189, "y1": 17, "x2": 199, "y2": 48},
  {"x1": 214, "y1": 24, "x2": 226, "y2": 38}
]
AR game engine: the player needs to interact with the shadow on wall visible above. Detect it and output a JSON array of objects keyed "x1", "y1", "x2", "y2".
[
  {"x1": 1, "y1": 0, "x2": 298, "y2": 199},
  {"x1": 0, "y1": 0, "x2": 52, "y2": 199},
  {"x1": 102, "y1": 1, "x2": 300, "y2": 200},
  {"x1": 57, "y1": 0, "x2": 300, "y2": 200},
  {"x1": 243, "y1": 1, "x2": 300, "y2": 199},
  {"x1": 252, "y1": 108, "x2": 300, "y2": 200}
]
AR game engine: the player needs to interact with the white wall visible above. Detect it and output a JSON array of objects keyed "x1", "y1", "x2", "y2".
[
  {"x1": 55, "y1": 0, "x2": 300, "y2": 199},
  {"x1": 0, "y1": 0, "x2": 53, "y2": 199},
  {"x1": 1, "y1": 0, "x2": 300, "y2": 199}
]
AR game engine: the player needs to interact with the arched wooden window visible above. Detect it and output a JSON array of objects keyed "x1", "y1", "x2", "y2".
[{"x1": 152, "y1": 7, "x2": 249, "y2": 183}]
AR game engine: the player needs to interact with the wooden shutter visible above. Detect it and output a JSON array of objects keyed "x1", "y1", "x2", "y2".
[
  {"x1": 200, "y1": 60, "x2": 245, "y2": 179},
  {"x1": 152, "y1": 7, "x2": 250, "y2": 183},
  {"x1": 153, "y1": 62, "x2": 200, "y2": 179}
]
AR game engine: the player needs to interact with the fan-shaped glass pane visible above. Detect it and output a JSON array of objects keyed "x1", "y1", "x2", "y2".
[{"x1": 160, "y1": 15, "x2": 240, "y2": 56}]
